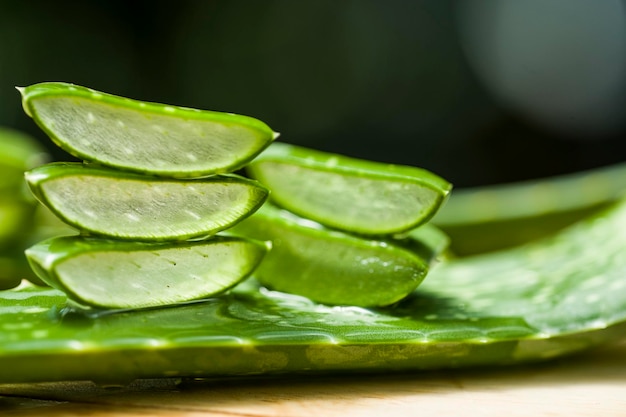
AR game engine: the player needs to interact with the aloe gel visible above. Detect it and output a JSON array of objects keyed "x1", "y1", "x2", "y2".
[
  {"x1": 19, "y1": 82, "x2": 278, "y2": 177},
  {"x1": 247, "y1": 142, "x2": 452, "y2": 235},
  {"x1": 230, "y1": 204, "x2": 447, "y2": 307},
  {"x1": 25, "y1": 235, "x2": 268, "y2": 310},
  {"x1": 26, "y1": 163, "x2": 268, "y2": 241}
]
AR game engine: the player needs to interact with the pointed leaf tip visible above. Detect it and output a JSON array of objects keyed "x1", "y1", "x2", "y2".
[{"x1": 16, "y1": 86, "x2": 33, "y2": 117}]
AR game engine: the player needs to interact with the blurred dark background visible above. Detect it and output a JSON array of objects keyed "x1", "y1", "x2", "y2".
[{"x1": 1, "y1": 0, "x2": 626, "y2": 188}]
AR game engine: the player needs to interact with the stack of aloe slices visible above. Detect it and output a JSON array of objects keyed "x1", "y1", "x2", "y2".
[
  {"x1": 18, "y1": 82, "x2": 274, "y2": 310},
  {"x1": 17, "y1": 82, "x2": 453, "y2": 311},
  {"x1": 230, "y1": 142, "x2": 452, "y2": 307},
  {"x1": 2, "y1": 84, "x2": 626, "y2": 383}
]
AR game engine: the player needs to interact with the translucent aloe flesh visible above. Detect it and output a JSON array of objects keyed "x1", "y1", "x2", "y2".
[
  {"x1": 247, "y1": 142, "x2": 452, "y2": 235},
  {"x1": 19, "y1": 82, "x2": 277, "y2": 177},
  {"x1": 1, "y1": 198, "x2": 626, "y2": 383},
  {"x1": 25, "y1": 235, "x2": 268, "y2": 310},
  {"x1": 26, "y1": 163, "x2": 268, "y2": 241}
]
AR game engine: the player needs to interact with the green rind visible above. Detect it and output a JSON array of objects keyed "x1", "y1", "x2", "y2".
[
  {"x1": 19, "y1": 82, "x2": 277, "y2": 177},
  {"x1": 24, "y1": 235, "x2": 268, "y2": 310},
  {"x1": 25, "y1": 162, "x2": 269, "y2": 241},
  {"x1": 228, "y1": 204, "x2": 442, "y2": 307},
  {"x1": 246, "y1": 142, "x2": 452, "y2": 235}
]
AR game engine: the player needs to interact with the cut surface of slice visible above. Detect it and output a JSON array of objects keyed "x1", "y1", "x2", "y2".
[
  {"x1": 26, "y1": 163, "x2": 268, "y2": 241},
  {"x1": 247, "y1": 142, "x2": 452, "y2": 235},
  {"x1": 229, "y1": 204, "x2": 445, "y2": 307},
  {"x1": 25, "y1": 235, "x2": 267, "y2": 310},
  {"x1": 19, "y1": 82, "x2": 277, "y2": 177}
]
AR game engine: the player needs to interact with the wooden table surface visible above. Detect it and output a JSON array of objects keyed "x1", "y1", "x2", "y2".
[{"x1": 1, "y1": 339, "x2": 626, "y2": 417}]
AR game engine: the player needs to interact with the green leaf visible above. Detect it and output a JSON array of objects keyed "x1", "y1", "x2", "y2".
[
  {"x1": 0, "y1": 127, "x2": 48, "y2": 184},
  {"x1": 433, "y1": 163, "x2": 626, "y2": 255}
]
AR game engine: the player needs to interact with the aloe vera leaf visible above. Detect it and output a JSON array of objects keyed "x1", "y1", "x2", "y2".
[
  {"x1": 24, "y1": 235, "x2": 268, "y2": 310},
  {"x1": 0, "y1": 252, "x2": 47, "y2": 290},
  {"x1": 0, "y1": 257, "x2": 28, "y2": 290},
  {"x1": 246, "y1": 142, "x2": 452, "y2": 235},
  {"x1": 11, "y1": 205, "x2": 79, "y2": 289},
  {"x1": 0, "y1": 198, "x2": 625, "y2": 383},
  {"x1": 0, "y1": 198, "x2": 40, "y2": 288},
  {"x1": 433, "y1": 163, "x2": 626, "y2": 255},
  {"x1": 29, "y1": 204, "x2": 77, "y2": 245},
  {"x1": 0, "y1": 186, "x2": 44, "y2": 290},
  {"x1": 25, "y1": 163, "x2": 268, "y2": 241},
  {"x1": 18, "y1": 82, "x2": 277, "y2": 177},
  {"x1": 0, "y1": 200, "x2": 37, "y2": 250},
  {"x1": 0, "y1": 127, "x2": 47, "y2": 260},
  {"x1": 229, "y1": 203, "x2": 444, "y2": 307},
  {"x1": 396, "y1": 223, "x2": 451, "y2": 263},
  {"x1": 0, "y1": 127, "x2": 48, "y2": 191}
]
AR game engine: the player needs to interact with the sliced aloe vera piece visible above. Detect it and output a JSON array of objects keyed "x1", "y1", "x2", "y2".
[
  {"x1": 1, "y1": 198, "x2": 626, "y2": 383},
  {"x1": 24, "y1": 235, "x2": 267, "y2": 310},
  {"x1": 18, "y1": 82, "x2": 277, "y2": 177},
  {"x1": 229, "y1": 204, "x2": 446, "y2": 307},
  {"x1": 433, "y1": 163, "x2": 626, "y2": 255},
  {"x1": 246, "y1": 142, "x2": 452, "y2": 235},
  {"x1": 25, "y1": 163, "x2": 268, "y2": 241}
]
